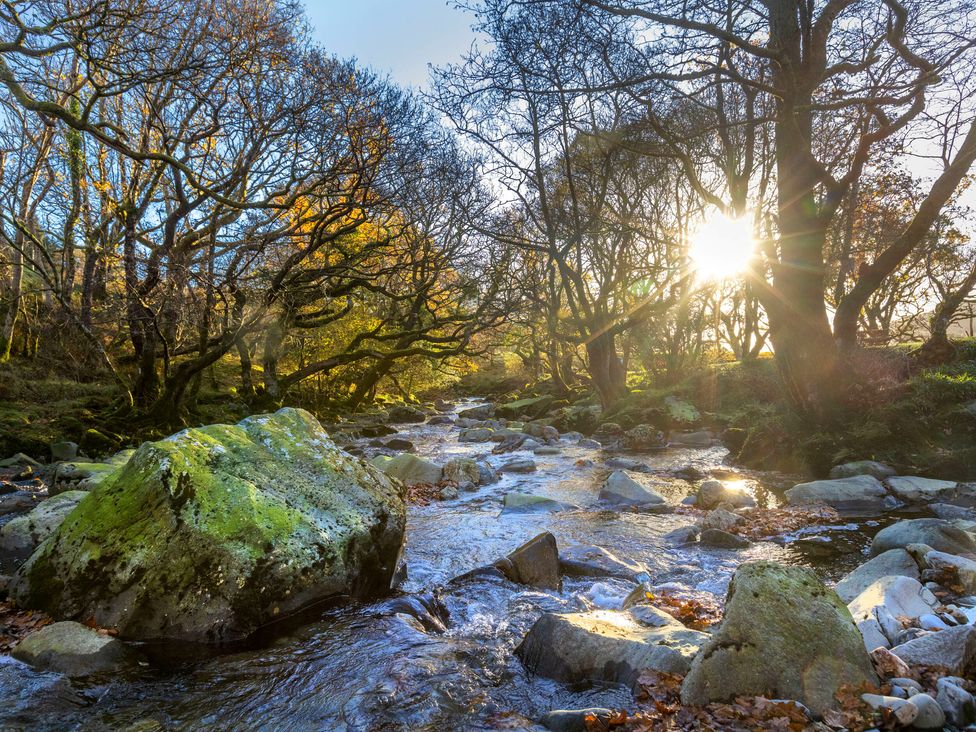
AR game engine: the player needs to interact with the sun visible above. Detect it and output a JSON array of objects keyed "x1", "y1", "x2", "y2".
[{"x1": 687, "y1": 211, "x2": 756, "y2": 281}]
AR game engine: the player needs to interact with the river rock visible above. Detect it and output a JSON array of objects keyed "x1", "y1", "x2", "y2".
[
  {"x1": 494, "y1": 532, "x2": 560, "y2": 590},
  {"x1": 0, "y1": 491, "x2": 87, "y2": 553},
  {"x1": 458, "y1": 404, "x2": 494, "y2": 420},
  {"x1": 887, "y1": 476, "x2": 959, "y2": 503},
  {"x1": 623, "y1": 425, "x2": 667, "y2": 450},
  {"x1": 499, "y1": 458, "x2": 536, "y2": 473},
  {"x1": 442, "y1": 458, "x2": 482, "y2": 486},
  {"x1": 908, "y1": 692, "x2": 947, "y2": 729},
  {"x1": 49, "y1": 441, "x2": 78, "y2": 463},
  {"x1": 50, "y1": 461, "x2": 124, "y2": 496},
  {"x1": 375, "y1": 453, "x2": 443, "y2": 486},
  {"x1": 518, "y1": 607, "x2": 707, "y2": 686},
  {"x1": 492, "y1": 434, "x2": 532, "y2": 453},
  {"x1": 829, "y1": 460, "x2": 897, "y2": 480},
  {"x1": 599, "y1": 470, "x2": 665, "y2": 506},
  {"x1": 502, "y1": 493, "x2": 579, "y2": 513},
  {"x1": 541, "y1": 709, "x2": 615, "y2": 732},
  {"x1": 784, "y1": 475, "x2": 894, "y2": 511},
  {"x1": 700, "y1": 507, "x2": 744, "y2": 532},
  {"x1": 668, "y1": 430, "x2": 713, "y2": 447},
  {"x1": 679, "y1": 561, "x2": 877, "y2": 716},
  {"x1": 696, "y1": 480, "x2": 755, "y2": 509},
  {"x1": 12, "y1": 621, "x2": 135, "y2": 676},
  {"x1": 890, "y1": 625, "x2": 976, "y2": 675},
  {"x1": 834, "y1": 549, "x2": 921, "y2": 603},
  {"x1": 12, "y1": 408, "x2": 406, "y2": 643},
  {"x1": 870, "y1": 518, "x2": 976, "y2": 557},
  {"x1": 534, "y1": 446, "x2": 561, "y2": 456},
  {"x1": 523, "y1": 422, "x2": 559, "y2": 442},
  {"x1": 0, "y1": 453, "x2": 42, "y2": 469},
  {"x1": 699, "y1": 528, "x2": 750, "y2": 549},
  {"x1": 387, "y1": 405, "x2": 426, "y2": 423},
  {"x1": 870, "y1": 646, "x2": 912, "y2": 678},
  {"x1": 860, "y1": 693, "x2": 919, "y2": 726},
  {"x1": 936, "y1": 677, "x2": 976, "y2": 727},
  {"x1": 426, "y1": 415, "x2": 454, "y2": 426},
  {"x1": 847, "y1": 576, "x2": 938, "y2": 649},
  {"x1": 459, "y1": 427, "x2": 494, "y2": 443},
  {"x1": 923, "y1": 549, "x2": 976, "y2": 593},
  {"x1": 559, "y1": 545, "x2": 647, "y2": 581}
]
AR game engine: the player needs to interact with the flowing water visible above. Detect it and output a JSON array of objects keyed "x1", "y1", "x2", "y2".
[{"x1": 0, "y1": 401, "x2": 910, "y2": 731}]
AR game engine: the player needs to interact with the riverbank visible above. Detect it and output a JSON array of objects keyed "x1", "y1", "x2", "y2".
[{"x1": 3, "y1": 398, "x2": 976, "y2": 729}]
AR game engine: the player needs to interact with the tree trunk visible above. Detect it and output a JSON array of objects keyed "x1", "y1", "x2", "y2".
[
  {"x1": 586, "y1": 332, "x2": 627, "y2": 407},
  {"x1": 915, "y1": 263, "x2": 976, "y2": 366}
]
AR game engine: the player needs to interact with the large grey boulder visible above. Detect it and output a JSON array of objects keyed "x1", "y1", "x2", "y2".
[
  {"x1": 12, "y1": 621, "x2": 136, "y2": 676},
  {"x1": 518, "y1": 606, "x2": 707, "y2": 687},
  {"x1": 829, "y1": 461, "x2": 897, "y2": 480},
  {"x1": 887, "y1": 476, "x2": 959, "y2": 503},
  {"x1": 502, "y1": 493, "x2": 579, "y2": 513},
  {"x1": 891, "y1": 625, "x2": 976, "y2": 675},
  {"x1": 0, "y1": 491, "x2": 87, "y2": 553},
  {"x1": 375, "y1": 453, "x2": 443, "y2": 486},
  {"x1": 847, "y1": 576, "x2": 938, "y2": 649},
  {"x1": 599, "y1": 470, "x2": 666, "y2": 506},
  {"x1": 834, "y1": 549, "x2": 920, "y2": 603},
  {"x1": 13, "y1": 409, "x2": 406, "y2": 643},
  {"x1": 870, "y1": 519, "x2": 976, "y2": 557},
  {"x1": 680, "y1": 561, "x2": 877, "y2": 717},
  {"x1": 784, "y1": 475, "x2": 894, "y2": 511}
]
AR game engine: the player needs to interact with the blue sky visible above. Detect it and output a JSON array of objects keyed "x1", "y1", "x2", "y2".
[{"x1": 305, "y1": 1, "x2": 477, "y2": 89}]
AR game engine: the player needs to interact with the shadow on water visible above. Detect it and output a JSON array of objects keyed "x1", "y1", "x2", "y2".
[{"x1": 0, "y1": 399, "x2": 937, "y2": 730}]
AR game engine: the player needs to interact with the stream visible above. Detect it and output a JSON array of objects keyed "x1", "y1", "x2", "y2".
[{"x1": 0, "y1": 400, "x2": 911, "y2": 731}]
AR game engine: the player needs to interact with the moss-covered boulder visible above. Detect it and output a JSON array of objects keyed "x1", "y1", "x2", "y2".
[
  {"x1": 680, "y1": 561, "x2": 877, "y2": 717},
  {"x1": 12, "y1": 408, "x2": 405, "y2": 643}
]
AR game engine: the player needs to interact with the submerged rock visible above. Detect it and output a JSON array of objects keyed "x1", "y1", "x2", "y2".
[
  {"x1": 599, "y1": 470, "x2": 665, "y2": 506},
  {"x1": 518, "y1": 607, "x2": 707, "y2": 686},
  {"x1": 833, "y1": 548, "x2": 920, "y2": 603},
  {"x1": 870, "y1": 518, "x2": 976, "y2": 557},
  {"x1": 12, "y1": 621, "x2": 136, "y2": 676},
  {"x1": 784, "y1": 475, "x2": 894, "y2": 511},
  {"x1": 12, "y1": 408, "x2": 406, "y2": 643},
  {"x1": 502, "y1": 493, "x2": 579, "y2": 513},
  {"x1": 0, "y1": 491, "x2": 87, "y2": 553},
  {"x1": 680, "y1": 561, "x2": 877, "y2": 717},
  {"x1": 559, "y1": 545, "x2": 647, "y2": 581}
]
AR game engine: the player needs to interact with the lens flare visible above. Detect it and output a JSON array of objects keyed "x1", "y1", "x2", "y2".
[{"x1": 688, "y1": 211, "x2": 756, "y2": 281}]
